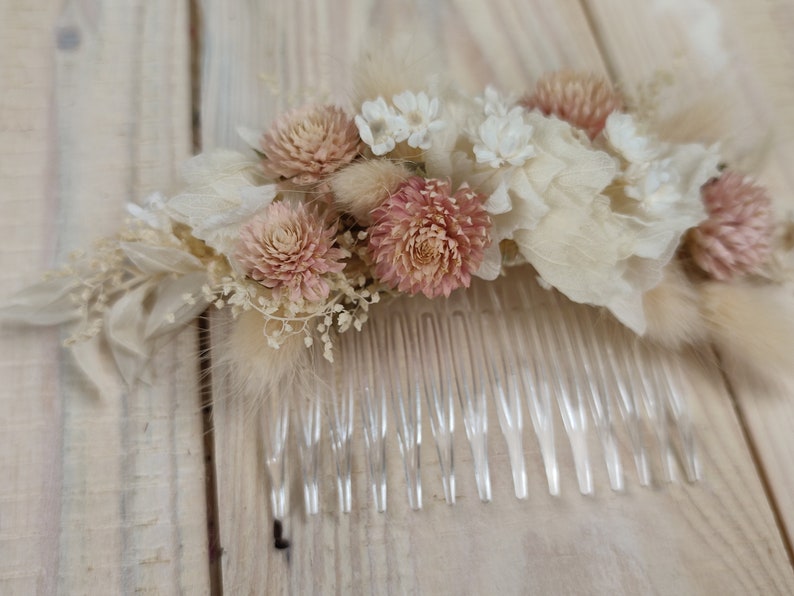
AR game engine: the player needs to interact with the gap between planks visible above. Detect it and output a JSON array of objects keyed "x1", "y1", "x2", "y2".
[{"x1": 189, "y1": 0, "x2": 224, "y2": 593}]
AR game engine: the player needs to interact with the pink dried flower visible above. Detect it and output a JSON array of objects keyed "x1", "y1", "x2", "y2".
[
  {"x1": 521, "y1": 71, "x2": 622, "y2": 139},
  {"x1": 687, "y1": 171, "x2": 774, "y2": 281},
  {"x1": 368, "y1": 177, "x2": 492, "y2": 298},
  {"x1": 261, "y1": 104, "x2": 361, "y2": 186},
  {"x1": 236, "y1": 201, "x2": 346, "y2": 302}
]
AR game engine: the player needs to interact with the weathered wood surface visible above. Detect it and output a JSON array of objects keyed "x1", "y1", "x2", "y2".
[
  {"x1": 1, "y1": 0, "x2": 793, "y2": 594},
  {"x1": 0, "y1": 1, "x2": 208, "y2": 594},
  {"x1": 201, "y1": 0, "x2": 794, "y2": 594},
  {"x1": 586, "y1": 0, "x2": 794, "y2": 553}
]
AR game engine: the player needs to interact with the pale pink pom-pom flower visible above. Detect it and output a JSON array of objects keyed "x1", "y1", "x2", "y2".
[
  {"x1": 236, "y1": 202, "x2": 346, "y2": 302},
  {"x1": 368, "y1": 177, "x2": 492, "y2": 298},
  {"x1": 261, "y1": 104, "x2": 361, "y2": 186},
  {"x1": 521, "y1": 71, "x2": 623, "y2": 139},
  {"x1": 687, "y1": 171, "x2": 774, "y2": 281}
]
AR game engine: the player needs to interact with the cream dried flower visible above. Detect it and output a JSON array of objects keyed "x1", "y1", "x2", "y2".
[
  {"x1": 522, "y1": 71, "x2": 623, "y2": 140},
  {"x1": 687, "y1": 171, "x2": 774, "y2": 281},
  {"x1": 355, "y1": 97, "x2": 406, "y2": 156},
  {"x1": 368, "y1": 177, "x2": 492, "y2": 298},
  {"x1": 236, "y1": 201, "x2": 347, "y2": 302},
  {"x1": 391, "y1": 90, "x2": 445, "y2": 150},
  {"x1": 472, "y1": 109, "x2": 536, "y2": 168},
  {"x1": 260, "y1": 104, "x2": 361, "y2": 186},
  {"x1": 477, "y1": 85, "x2": 517, "y2": 118}
]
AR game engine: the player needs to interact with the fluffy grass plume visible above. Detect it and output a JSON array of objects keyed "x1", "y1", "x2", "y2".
[
  {"x1": 700, "y1": 280, "x2": 794, "y2": 383},
  {"x1": 329, "y1": 159, "x2": 412, "y2": 224},
  {"x1": 352, "y1": 32, "x2": 441, "y2": 107},
  {"x1": 642, "y1": 262, "x2": 708, "y2": 349},
  {"x1": 221, "y1": 309, "x2": 309, "y2": 414}
]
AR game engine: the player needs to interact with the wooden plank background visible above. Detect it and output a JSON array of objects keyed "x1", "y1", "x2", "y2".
[{"x1": 1, "y1": 0, "x2": 793, "y2": 593}]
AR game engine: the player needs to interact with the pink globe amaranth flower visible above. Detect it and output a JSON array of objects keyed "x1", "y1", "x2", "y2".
[
  {"x1": 236, "y1": 201, "x2": 346, "y2": 302},
  {"x1": 687, "y1": 171, "x2": 774, "y2": 281},
  {"x1": 368, "y1": 177, "x2": 492, "y2": 298},
  {"x1": 261, "y1": 104, "x2": 361, "y2": 186},
  {"x1": 521, "y1": 71, "x2": 623, "y2": 140}
]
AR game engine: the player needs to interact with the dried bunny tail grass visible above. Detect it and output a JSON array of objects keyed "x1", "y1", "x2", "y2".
[
  {"x1": 329, "y1": 159, "x2": 412, "y2": 225},
  {"x1": 642, "y1": 262, "x2": 708, "y2": 349},
  {"x1": 699, "y1": 280, "x2": 794, "y2": 383},
  {"x1": 220, "y1": 309, "x2": 309, "y2": 414},
  {"x1": 652, "y1": 94, "x2": 731, "y2": 145},
  {"x1": 628, "y1": 71, "x2": 755, "y2": 155},
  {"x1": 352, "y1": 32, "x2": 442, "y2": 107}
]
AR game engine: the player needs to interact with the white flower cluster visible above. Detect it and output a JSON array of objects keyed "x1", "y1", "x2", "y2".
[
  {"x1": 11, "y1": 60, "x2": 783, "y2": 396},
  {"x1": 470, "y1": 87, "x2": 536, "y2": 168},
  {"x1": 424, "y1": 87, "x2": 720, "y2": 334},
  {"x1": 355, "y1": 91, "x2": 445, "y2": 155}
]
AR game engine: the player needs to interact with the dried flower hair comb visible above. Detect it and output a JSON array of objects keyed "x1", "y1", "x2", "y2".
[{"x1": 3, "y1": 45, "x2": 793, "y2": 520}]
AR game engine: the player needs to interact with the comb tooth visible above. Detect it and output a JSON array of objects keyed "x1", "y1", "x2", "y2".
[
  {"x1": 416, "y1": 309, "x2": 456, "y2": 505},
  {"x1": 605, "y1": 338, "x2": 652, "y2": 486},
  {"x1": 528, "y1": 287, "x2": 593, "y2": 495},
  {"x1": 445, "y1": 295, "x2": 492, "y2": 502},
  {"x1": 317, "y1": 266, "x2": 700, "y2": 508},
  {"x1": 538, "y1": 315, "x2": 593, "y2": 495},
  {"x1": 387, "y1": 306, "x2": 422, "y2": 510},
  {"x1": 630, "y1": 338, "x2": 676, "y2": 482},
  {"x1": 513, "y1": 280, "x2": 559, "y2": 496},
  {"x1": 478, "y1": 283, "x2": 528, "y2": 499},
  {"x1": 655, "y1": 351, "x2": 701, "y2": 482},
  {"x1": 323, "y1": 352, "x2": 354, "y2": 513},
  {"x1": 260, "y1": 388, "x2": 290, "y2": 521},
  {"x1": 295, "y1": 384, "x2": 322, "y2": 515},
  {"x1": 641, "y1": 343, "x2": 700, "y2": 483},
  {"x1": 353, "y1": 319, "x2": 388, "y2": 512},
  {"x1": 566, "y1": 305, "x2": 625, "y2": 492}
]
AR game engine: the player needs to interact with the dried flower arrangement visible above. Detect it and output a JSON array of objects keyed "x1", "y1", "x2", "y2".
[{"x1": 3, "y1": 46, "x2": 793, "y2": 400}]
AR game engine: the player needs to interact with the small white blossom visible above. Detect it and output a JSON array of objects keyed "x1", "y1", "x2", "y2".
[
  {"x1": 603, "y1": 112, "x2": 658, "y2": 163},
  {"x1": 624, "y1": 158, "x2": 682, "y2": 216},
  {"x1": 355, "y1": 97, "x2": 405, "y2": 156},
  {"x1": 391, "y1": 91, "x2": 445, "y2": 150},
  {"x1": 473, "y1": 110, "x2": 536, "y2": 168},
  {"x1": 477, "y1": 85, "x2": 517, "y2": 118}
]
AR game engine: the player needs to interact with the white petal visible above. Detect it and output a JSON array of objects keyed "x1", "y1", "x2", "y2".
[
  {"x1": 144, "y1": 272, "x2": 210, "y2": 340},
  {"x1": 236, "y1": 125, "x2": 265, "y2": 151},
  {"x1": 120, "y1": 242, "x2": 204, "y2": 275},
  {"x1": 354, "y1": 115, "x2": 374, "y2": 144},
  {"x1": 392, "y1": 91, "x2": 416, "y2": 113},
  {"x1": 473, "y1": 242, "x2": 503, "y2": 280},
  {"x1": 0, "y1": 276, "x2": 81, "y2": 326},
  {"x1": 483, "y1": 181, "x2": 513, "y2": 215},
  {"x1": 371, "y1": 137, "x2": 396, "y2": 156},
  {"x1": 362, "y1": 98, "x2": 389, "y2": 121}
]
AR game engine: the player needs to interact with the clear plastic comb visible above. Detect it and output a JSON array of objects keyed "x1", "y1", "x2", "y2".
[{"x1": 263, "y1": 267, "x2": 700, "y2": 519}]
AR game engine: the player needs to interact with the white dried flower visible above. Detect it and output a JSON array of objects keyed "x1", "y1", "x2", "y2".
[
  {"x1": 603, "y1": 112, "x2": 658, "y2": 163},
  {"x1": 355, "y1": 97, "x2": 406, "y2": 156},
  {"x1": 624, "y1": 158, "x2": 682, "y2": 216},
  {"x1": 472, "y1": 110, "x2": 536, "y2": 168},
  {"x1": 391, "y1": 91, "x2": 445, "y2": 150},
  {"x1": 604, "y1": 111, "x2": 719, "y2": 261},
  {"x1": 477, "y1": 85, "x2": 516, "y2": 118}
]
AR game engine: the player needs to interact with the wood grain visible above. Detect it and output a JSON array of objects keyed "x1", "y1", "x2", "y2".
[
  {"x1": 584, "y1": 0, "x2": 794, "y2": 552},
  {"x1": 3, "y1": 0, "x2": 793, "y2": 593},
  {"x1": 0, "y1": 1, "x2": 209, "y2": 593},
  {"x1": 199, "y1": 0, "x2": 794, "y2": 593}
]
